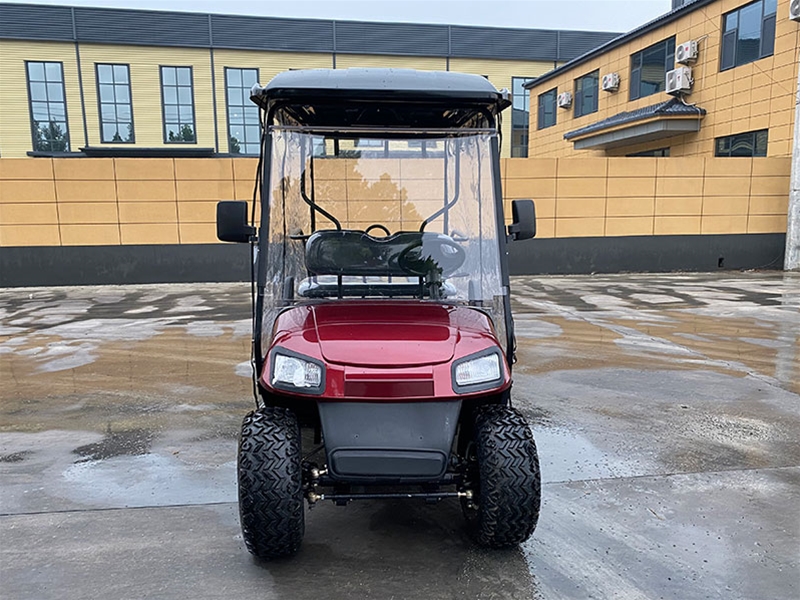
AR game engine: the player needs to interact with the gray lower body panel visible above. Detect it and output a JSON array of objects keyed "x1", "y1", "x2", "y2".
[{"x1": 317, "y1": 401, "x2": 462, "y2": 483}]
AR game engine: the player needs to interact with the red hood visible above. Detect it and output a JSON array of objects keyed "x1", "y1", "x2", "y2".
[
  {"x1": 264, "y1": 301, "x2": 508, "y2": 398},
  {"x1": 311, "y1": 303, "x2": 457, "y2": 367}
]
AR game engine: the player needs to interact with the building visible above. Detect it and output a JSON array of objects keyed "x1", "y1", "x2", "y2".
[
  {"x1": 504, "y1": 0, "x2": 797, "y2": 272},
  {"x1": 524, "y1": 0, "x2": 797, "y2": 159},
  {"x1": 0, "y1": 3, "x2": 618, "y2": 161}
]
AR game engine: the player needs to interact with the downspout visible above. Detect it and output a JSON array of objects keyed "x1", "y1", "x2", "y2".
[{"x1": 784, "y1": 41, "x2": 800, "y2": 270}]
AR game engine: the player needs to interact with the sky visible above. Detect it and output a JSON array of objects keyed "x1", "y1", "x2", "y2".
[{"x1": 1, "y1": 0, "x2": 674, "y2": 33}]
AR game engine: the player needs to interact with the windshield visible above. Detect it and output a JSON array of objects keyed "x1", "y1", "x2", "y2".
[{"x1": 260, "y1": 128, "x2": 507, "y2": 340}]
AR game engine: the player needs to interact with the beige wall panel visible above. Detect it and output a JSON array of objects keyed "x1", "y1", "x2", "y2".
[
  {"x1": 0, "y1": 203, "x2": 58, "y2": 225},
  {"x1": 557, "y1": 198, "x2": 606, "y2": 218},
  {"x1": 400, "y1": 158, "x2": 447, "y2": 180},
  {"x1": 120, "y1": 223, "x2": 179, "y2": 244},
  {"x1": 114, "y1": 158, "x2": 175, "y2": 180},
  {"x1": 606, "y1": 197, "x2": 656, "y2": 217},
  {"x1": 747, "y1": 214, "x2": 787, "y2": 233},
  {"x1": 58, "y1": 202, "x2": 119, "y2": 224},
  {"x1": 505, "y1": 178, "x2": 556, "y2": 199},
  {"x1": 655, "y1": 177, "x2": 704, "y2": 197},
  {"x1": 701, "y1": 215, "x2": 748, "y2": 234},
  {"x1": 116, "y1": 180, "x2": 176, "y2": 202},
  {"x1": 534, "y1": 218, "x2": 555, "y2": 238},
  {"x1": 179, "y1": 222, "x2": 218, "y2": 244},
  {"x1": 654, "y1": 216, "x2": 701, "y2": 235},
  {"x1": 56, "y1": 180, "x2": 117, "y2": 202},
  {"x1": 176, "y1": 180, "x2": 235, "y2": 201},
  {"x1": 77, "y1": 44, "x2": 215, "y2": 149},
  {"x1": 175, "y1": 158, "x2": 233, "y2": 180},
  {"x1": 750, "y1": 176, "x2": 791, "y2": 196},
  {"x1": 702, "y1": 196, "x2": 750, "y2": 216},
  {"x1": 608, "y1": 157, "x2": 656, "y2": 178},
  {"x1": 556, "y1": 217, "x2": 605, "y2": 237},
  {"x1": 53, "y1": 159, "x2": 114, "y2": 180},
  {"x1": 0, "y1": 158, "x2": 54, "y2": 179},
  {"x1": 119, "y1": 202, "x2": 178, "y2": 224},
  {"x1": 655, "y1": 196, "x2": 704, "y2": 216},
  {"x1": 557, "y1": 178, "x2": 606, "y2": 198},
  {"x1": 0, "y1": 41, "x2": 83, "y2": 158},
  {"x1": 703, "y1": 176, "x2": 753, "y2": 197},
  {"x1": 0, "y1": 224, "x2": 61, "y2": 246},
  {"x1": 749, "y1": 196, "x2": 788, "y2": 215},
  {"x1": 233, "y1": 157, "x2": 260, "y2": 181},
  {"x1": 607, "y1": 177, "x2": 656, "y2": 198},
  {"x1": 60, "y1": 224, "x2": 120, "y2": 245},
  {"x1": 177, "y1": 201, "x2": 218, "y2": 223},
  {"x1": 0, "y1": 180, "x2": 56, "y2": 203},
  {"x1": 506, "y1": 158, "x2": 556, "y2": 179},
  {"x1": 606, "y1": 217, "x2": 654, "y2": 237}
]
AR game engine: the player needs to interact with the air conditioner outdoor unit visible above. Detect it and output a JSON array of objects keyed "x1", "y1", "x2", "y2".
[
  {"x1": 676, "y1": 40, "x2": 699, "y2": 64},
  {"x1": 790, "y1": 0, "x2": 800, "y2": 21},
  {"x1": 557, "y1": 91, "x2": 573, "y2": 108},
  {"x1": 666, "y1": 67, "x2": 692, "y2": 96},
  {"x1": 602, "y1": 73, "x2": 620, "y2": 92}
]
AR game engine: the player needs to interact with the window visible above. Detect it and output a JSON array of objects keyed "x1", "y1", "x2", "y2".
[
  {"x1": 627, "y1": 148, "x2": 670, "y2": 157},
  {"x1": 26, "y1": 61, "x2": 69, "y2": 152},
  {"x1": 574, "y1": 70, "x2": 599, "y2": 118},
  {"x1": 160, "y1": 66, "x2": 195, "y2": 143},
  {"x1": 630, "y1": 37, "x2": 676, "y2": 101},
  {"x1": 225, "y1": 68, "x2": 260, "y2": 155},
  {"x1": 511, "y1": 77, "x2": 534, "y2": 157},
  {"x1": 537, "y1": 88, "x2": 557, "y2": 131},
  {"x1": 715, "y1": 129, "x2": 768, "y2": 157},
  {"x1": 721, "y1": 0, "x2": 777, "y2": 71},
  {"x1": 96, "y1": 64, "x2": 133, "y2": 143}
]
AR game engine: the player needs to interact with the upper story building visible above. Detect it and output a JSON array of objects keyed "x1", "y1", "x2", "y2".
[
  {"x1": 0, "y1": 3, "x2": 619, "y2": 160},
  {"x1": 525, "y1": 0, "x2": 799, "y2": 159}
]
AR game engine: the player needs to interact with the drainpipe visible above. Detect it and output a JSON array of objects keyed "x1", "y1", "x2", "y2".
[{"x1": 784, "y1": 45, "x2": 800, "y2": 270}]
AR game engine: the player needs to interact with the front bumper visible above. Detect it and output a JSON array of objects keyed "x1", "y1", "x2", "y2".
[{"x1": 318, "y1": 400, "x2": 462, "y2": 483}]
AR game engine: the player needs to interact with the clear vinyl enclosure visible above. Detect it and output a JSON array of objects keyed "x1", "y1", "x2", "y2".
[{"x1": 260, "y1": 127, "x2": 508, "y2": 346}]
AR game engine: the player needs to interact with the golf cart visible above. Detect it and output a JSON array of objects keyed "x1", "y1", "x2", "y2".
[{"x1": 217, "y1": 68, "x2": 540, "y2": 559}]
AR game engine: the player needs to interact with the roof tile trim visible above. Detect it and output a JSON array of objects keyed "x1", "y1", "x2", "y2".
[{"x1": 563, "y1": 97, "x2": 707, "y2": 140}]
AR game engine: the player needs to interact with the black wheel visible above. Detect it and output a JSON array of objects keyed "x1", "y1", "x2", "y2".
[
  {"x1": 462, "y1": 404, "x2": 541, "y2": 548},
  {"x1": 238, "y1": 407, "x2": 305, "y2": 559}
]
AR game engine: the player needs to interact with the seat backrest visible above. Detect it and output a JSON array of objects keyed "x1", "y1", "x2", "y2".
[{"x1": 305, "y1": 230, "x2": 423, "y2": 277}]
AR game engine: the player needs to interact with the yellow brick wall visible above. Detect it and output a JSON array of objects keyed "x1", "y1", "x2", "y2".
[
  {"x1": 0, "y1": 157, "x2": 789, "y2": 247},
  {"x1": 527, "y1": 0, "x2": 800, "y2": 158}
]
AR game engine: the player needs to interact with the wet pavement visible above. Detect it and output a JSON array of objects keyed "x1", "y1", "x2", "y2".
[{"x1": 1, "y1": 273, "x2": 798, "y2": 599}]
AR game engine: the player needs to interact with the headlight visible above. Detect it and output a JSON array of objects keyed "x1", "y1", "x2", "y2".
[
  {"x1": 452, "y1": 350, "x2": 503, "y2": 393},
  {"x1": 270, "y1": 349, "x2": 325, "y2": 394}
]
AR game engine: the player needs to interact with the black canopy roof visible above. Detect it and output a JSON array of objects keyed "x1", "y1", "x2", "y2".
[{"x1": 250, "y1": 68, "x2": 511, "y2": 130}]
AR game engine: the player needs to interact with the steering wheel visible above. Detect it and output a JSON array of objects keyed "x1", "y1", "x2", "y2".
[
  {"x1": 398, "y1": 234, "x2": 466, "y2": 277},
  {"x1": 365, "y1": 224, "x2": 391, "y2": 237}
]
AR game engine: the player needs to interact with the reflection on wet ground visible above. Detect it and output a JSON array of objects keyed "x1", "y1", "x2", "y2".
[{"x1": 1, "y1": 274, "x2": 798, "y2": 599}]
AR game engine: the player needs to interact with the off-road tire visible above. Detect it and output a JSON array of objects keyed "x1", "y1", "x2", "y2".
[
  {"x1": 238, "y1": 407, "x2": 304, "y2": 559},
  {"x1": 463, "y1": 404, "x2": 541, "y2": 548}
]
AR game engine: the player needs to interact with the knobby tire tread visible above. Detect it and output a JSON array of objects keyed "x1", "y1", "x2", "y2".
[{"x1": 238, "y1": 407, "x2": 305, "y2": 559}]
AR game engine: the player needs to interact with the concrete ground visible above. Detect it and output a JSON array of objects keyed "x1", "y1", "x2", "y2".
[{"x1": 1, "y1": 273, "x2": 798, "y2": 600}]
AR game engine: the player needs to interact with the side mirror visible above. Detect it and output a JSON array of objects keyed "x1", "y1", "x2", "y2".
[
  {"x1": 507, "y1": 199, "x2": 536, "y2": 241},
  {"x1": 217, "y1": 201, "x2": 255, "y2": 243}
]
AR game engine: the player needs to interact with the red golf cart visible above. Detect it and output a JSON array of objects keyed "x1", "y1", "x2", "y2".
[{"x1": 217, "y1": 68, "x2": 540, "y2": 559}]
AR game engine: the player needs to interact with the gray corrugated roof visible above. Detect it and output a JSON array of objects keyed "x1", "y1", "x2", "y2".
[
  {"x1": 525, "y1": 0, "x2": 713, "y2": 89},
  {"x1": 564, "y1": 97, "x2": 706, "y2": 140},
  {"x1": 0, "y1": 2, "x2": 619, "y2": 62}
]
